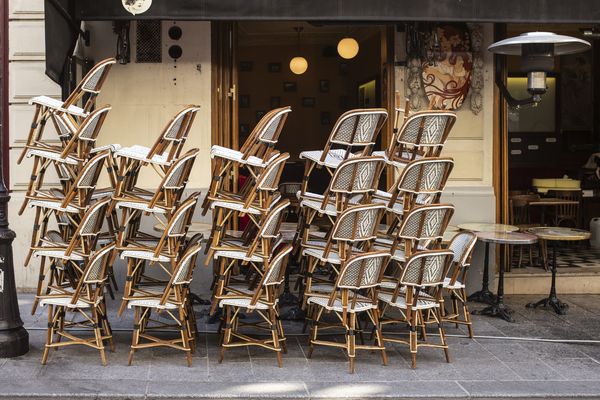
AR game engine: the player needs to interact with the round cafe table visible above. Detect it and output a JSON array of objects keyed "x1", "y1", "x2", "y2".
[
  {"x1": 472, "y1": 231, "x2": 538, "y2": 322},
  {"x1": 526, "y1": 227, "x2": 590, "y2": 315},
  {"x1": 457, "y1": 223, "x2": 519, "y2": 305}
]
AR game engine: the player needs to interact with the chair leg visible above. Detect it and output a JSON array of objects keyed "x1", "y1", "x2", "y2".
[
  {"x1": 219, "y1": 305, "x2": 232, "y2": 363},
  {"x1": 307, "y1": 307, "x2": 323, "y2": 359},
  {"x1": 129, "y1": 307, "x2": 141, "y2": 365},
  {"x1": 41, "y1": 304, "x2": 55, "y2": 365},
  {"x1": 92, "y1": 307, "x2": 107, "y2": 366},
  {"x1": 371, "y1": 310, "x2": 387, "y2": 366},
  {"x1": 348, "y1": 313, "x2": 356, "y2": 374},
  {"x1": 269, "y1": 308, "x2": 283, "y2": 368},
  {"x1": 409, "y1": 311, "x2": 418, "y2": 369},
  {"x1": 437, "y1": 307, "x2": 451, "y2": 363},
  {"x1": 179, "y1": 306, "x2": 193, "y2": 367},
  {"x1": 31, "y1": 256, "x2": 47, "y2": 315},
  {"x1": 461, "y1": 288, "x2": 474, "y2": 339}
]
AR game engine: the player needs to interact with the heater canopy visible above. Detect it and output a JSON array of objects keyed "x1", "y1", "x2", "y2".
[{"x1": 488, "y1": 32, "x2": 590, "y2": 56}]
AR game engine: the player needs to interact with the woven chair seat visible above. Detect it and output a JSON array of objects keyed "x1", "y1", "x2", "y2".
[
  {"x1": 114, "y1": 200, "x2": 167, "y2": 214},
  {"x1": 308, "y1": 283, "x2": 335, "y2": 293},
  {"x1": 114, "y1": 145, "x2": 170, "y2": 165},
  {"x1": 378, "y1": 292, "x2": 439, "y2": 310},
  {"x1": 33, "y1": 248, "x2": 84, "y2": 261},
  {"x1": 29, "y1": 199, "x2": 79, "y2": 213},
  {"x1": 213, "y1": 249, "x2": 264, "y2": 263},
  {"x1": 224, "y1": 284, "x2": 255, "y2": 295},
  {"x1": 372, "y1": 190, "x2": 406, "y2": 215},
  {"x1": 307, "y1": 295, "x2": 376, "y2": 313},
  {"x1": 29, "y1": 95, "x2": 87, "y2": 117},
  {"x1": 39, "y1": 295, "x2": 99, "y2": 309},
  {"x1": 127, "y1": 298, "x2": 178, "y2": 310},
  {"x1": 299, "y1": 149, "x2": 360, "y2": 168},
  {"x1": 90, "y1": 143, "x2": 122, "y2": 154},
  {"x1": 210, "y1": 145, "x2": 279, "y2": 167},
  {"x1": 443, "y1": 277, "x2": 465, "y2": 290},
  {"x1": 26, "y1": 149, "x2": 79, "y2": 165},
  {"x1": 219, "y1": 297, "x2": 274, "y2": 310},
  {"x1": 120, "y1": 250, "x2": 170, "y2": 262}
]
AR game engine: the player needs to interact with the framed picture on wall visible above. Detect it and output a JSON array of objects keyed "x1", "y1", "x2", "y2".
[
  {"x1": 239, "y1": 94, "x2": 250, "y2": 108},
  {"x1": 302, "y1": 97, "x2": 316, "y2": 107},
  {"x1": 270, "y1": 96, "x2": 281, "y2": 108},
  {"x1": 283, "y1": 82, "x2": 297, "y2": 92},
  {"x1": 320, "y1": 112, "x2": 331, "y2": 125},
  {"x1": 255, "y1": 110, "x2": 266, "y2": 122},
  {"x1": 268, "y1": 62, "x2": 282, "y2": 73},
  {"x1": 339, "y1": 62, "x2": 348, "y2": 76},
  {"x1": 239, "y1": 61, "x2": 253, "y2": 72},
  {"x1": 319, "y1": 80, "x2": 330, "y2": 93}
]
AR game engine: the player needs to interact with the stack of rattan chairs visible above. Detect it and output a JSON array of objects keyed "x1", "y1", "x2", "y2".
[
  {"x1": 20, "y1": 58, "x2": 120, "y2": 365},
  {"x1": 295, "y1": 106, "x2": 477, "y2": 372},
  {"x1": 203, "y1": 107, "x2": 293, "y2": 366}
]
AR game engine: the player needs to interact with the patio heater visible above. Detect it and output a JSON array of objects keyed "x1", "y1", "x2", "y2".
[{"x1": 488, "y1": 32, "x2": 590, "y2": 107}]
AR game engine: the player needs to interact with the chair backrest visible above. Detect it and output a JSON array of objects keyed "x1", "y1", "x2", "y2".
[
  {"x1": 172, "y1": 240, "x2": 204, "y2": 285},
  {"x1": 401, "y1": 250, "x2": 454, "y2": 287},
  {"x1": 60, "y1": 105, "x2": 111, "y2": 160},
  {"x1": 337, "y1": 251, "x2": 390, "y2": 289},
  {"x1": 509, "y1": 194, "x2": 540, "y2": 225},
  {"x1": 398, "y1": 110, "x2": 456, "y2": 147},
  {"x1": 75, "y1": 151, "x2": 109, "y2": 190},
  {"x1": 165, "y1": 193, "x2": 200, "y2": 238},
  {"x1": 258, "y1": 199, "x2": 290, "y2": 239},
  {"x1": 146, "y1": 105, "x2": 201, "y2": 162},
  {"x1": 163, "y1": 149, "x2": 199, "y2": 189},
  {"x1": 448, "y1": 231, "x2": 477, "y2": 267},
  {"x1": 82, "y1": 244, "x2": 116, "y2": 283},
  {"x1": 548, "y1": 189, "x2": 581, "y2": 226},
  {"x1": 331, "y1": 203, "x2": 385, "y2": 242},
  {"x1": 256, "y1": 152, "x2": 290, "y2": 191},
  {"x1": 255, "y1": 107, "x2": 292, "y2": 145},
  {"x1": 330, "y1": 156, "x2": 385, "y2": 195},
  {"x1": 262, "y1": 245, "x2": 294, "y2": 286},
  {"x1": 328, "y1": 109, "x2": 388, "y2": 147},
  {"x1": 62, "y1": 58, "x2": 116, "y2": 113},
  {"x1": 398, "y1": 204, "x2": 455, "y2": 242},
  {"x1": 77, "y1": 197, "x2": 111, "y2": 237}
]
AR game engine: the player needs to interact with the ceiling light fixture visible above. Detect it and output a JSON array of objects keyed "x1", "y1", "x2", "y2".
[{"x1": 290, "y1": 27, "x2": 308, "y2": 75}]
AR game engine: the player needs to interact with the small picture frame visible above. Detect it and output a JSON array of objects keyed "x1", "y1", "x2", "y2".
[
  {"x1": 255, "y1": 110, "x2": 266, "y2": 122},
  {"x1": 319, "y1": 80, "x2": 330, "y2": 93},
  {"x1": 283, "y1": 81, "x2": 297, "y2": 92},
  {"x1": 239, "y1": 94, "x2": 250, "y2": 108},
  {"x1": 268, "y1": 62, "x2": 282, "y2": 73},
  {"x1": 270, "y1": 96, "x2": 281, "y2": 108},
  {"x1": 339, "y1": 62, "x2": 348, "y2": 76},
  {"x1": 239, "y1": 123, "x2": 250, "y2": 136},
  {"x1": 239, "y1": 61, "x2": 253, "y2": 72},
  {"x1": 320, "y1": 111, "x2": 331, "y2": 125},
  {"x1": 302, "y1": 97, "x2": 316, "y2": 108}
]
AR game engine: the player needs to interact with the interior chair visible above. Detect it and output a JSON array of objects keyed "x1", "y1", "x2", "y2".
[
  {"x1": 378, "y1": 250, "x2": 454, "y2": 368},
  {"x1": 306, "y1": 251, "x2": 390, "y2": 373},
  {"x1": 219, "y1": 244, "x2": 293, "y2": 367},
  {"x1": 38, "y1": 244, "x2": 116, "y2": 366}
]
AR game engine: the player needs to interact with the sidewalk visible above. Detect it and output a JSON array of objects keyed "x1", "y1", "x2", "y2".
[{"x1": 3, "y1": 293, "x2": 600, "y2": 399}]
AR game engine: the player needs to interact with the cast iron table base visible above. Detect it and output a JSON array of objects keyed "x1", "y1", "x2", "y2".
[
  {"x1": 467, "y1": 242, "x2": 497, "y2": 305},
  {"x1": 526, "y1": 242, "x2": 568, "y2": 315}
]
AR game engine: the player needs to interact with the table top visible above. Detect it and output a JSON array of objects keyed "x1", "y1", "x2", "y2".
[
  {"x1": 476, "y1": 231, "x2": 538, "y2": 245},
  {"x1": 457, "y1": 223, "x2": 519, "y2": 233},
  {"x1": 527, "y1": 227, "x2": 590, "y2": 241}
]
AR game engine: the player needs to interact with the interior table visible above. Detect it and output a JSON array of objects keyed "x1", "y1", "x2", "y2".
[
  {"x1": 472, "y1": 231, "x2": 538, "y2": 322},
  {"x1": 526, "y1": 227, "x2": 590, "y2": 315},
  {"x1": 528, "y1": 198, "x2": 579, "y2": 226},
  {"x1": 457, "y1": 223, "x2": 519, "y2": 305}
]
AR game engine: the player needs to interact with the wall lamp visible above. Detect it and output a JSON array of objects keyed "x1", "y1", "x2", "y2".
[{"x1": 488, "y1": 32, "x2": 590, "y2": 107}]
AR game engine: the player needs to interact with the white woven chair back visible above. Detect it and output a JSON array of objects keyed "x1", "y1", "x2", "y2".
[
  {"x1": 398, "y1": 204, "x2": 454, "y2": 241},
  {"x1": 256, "y1": 107, "x2": 292, "y2": 144},
  {"x1": 263, "y1": 245, "x2": 293, "y2": 286},
  {"x1": 398, "y1": 158, "x2": 453, "y2": 195},
  {"x1": 258, "y1": 199, "x2": 290, "y2": 239},
  {"x1": 337, "y1": 252, "x2": 389, "y2": 289},
  {"x1": 75, "y1": 151, "x2": 108, "y2": 189},
  {"x1": 257, "y1": 153, "x2": 290, "y2": 191},
  {"x1": 76, "y1": 106, "x2": 111, "y2": 142},
  {"x1": 330, "y1": 156, "x2": 384, "y2": 194},
  {"x1": 166, "y1": 195, "x2": 199, "y2": 237},
  {"x1": 162, "y1": 105, "x2": 201, "y2": 141},
  {"x1": 448, "y1": 231, "x2": 477, "y2": 267},
  {"x1": 80, "y1": 58, "x2": 117, "y2": 93},
  {"x1": 79, "y1": 198, "x2": 111, "y2": 237},
  {"x1": 401, "y1": 250, "x2": 453, "y2": 287},
  {"x1": 398, "y1": 111, "x2": 455, "y2": 147},
  {"x1": 172, "y1": 240, "x2": 203, "y2": 285},
  {"x1": 331, "y1": 203, "x2": 384, "y2": 242},
  {"x1": 163, "y1": 149, "x2": 199, "y2": 189},
  {"x1": 329, "y1": 109, "x2": 388, "y2": 146},
  {"x1": 82, "y1": 244, "x2": 116, "y2": 283}
]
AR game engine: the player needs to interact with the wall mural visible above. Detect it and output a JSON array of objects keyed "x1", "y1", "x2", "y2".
[{"x1": 405, "y1": 23, "x2": 483, "y2": 114}]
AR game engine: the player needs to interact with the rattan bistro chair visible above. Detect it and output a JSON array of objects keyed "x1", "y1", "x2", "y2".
[
  {"x1": 127, "y1": 238, "x2": 203, "y2": 367},
  {"x1": 306, "y1": 251, "x2": 390, "y2": 373},
  {"x1": 39, "y1": 244, "x2": 116, "y2": 366},
  {"x1": 219, "y1": 244, "x2": 293, "y2": 367},
  {"x1": 373, "y1": 110, "x2": 455, "y2": 170},
  {"x1": 19, "y1": 58, "x2": 116, "y2": 164},
  {"x1": 378, "y1": 250, "x2": 454, "y2": 369},
  {"x1": 299, "y1": 109, "x2": 387, "y2": 190},
  {"x1": 441, "y1": 231, "x2": 477, "y2": 338}
]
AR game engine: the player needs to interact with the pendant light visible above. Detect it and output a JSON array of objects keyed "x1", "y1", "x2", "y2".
[
  {"x1": 337, "y1": 27, "x2": 359, "y2": 59},
  {"x1": 290, "y1": 27, "x2": 308, "y2": 75}
]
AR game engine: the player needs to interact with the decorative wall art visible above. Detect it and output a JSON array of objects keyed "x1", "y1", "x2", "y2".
[
  {"x1": 467, "y1": 23, "x2": 484, "y2": 115},
  {"x1": 319, "y1": 80, "x2": 330, "y2": 92},
  {"x1": 421, "y1": 23, "x2": 473, "y2": 110},
  {"x1": 302, "y1": 97, "x2": 316, "y2": 107},
  {"x1": 268, "y1": 62, "x2": 282, "y2": 73},
  {"x1": 283, "y1": 81, "x2": 297, "y2": 92},
  {"x1": 239, "y1": 61, "x2": 253, "y2": 72}
]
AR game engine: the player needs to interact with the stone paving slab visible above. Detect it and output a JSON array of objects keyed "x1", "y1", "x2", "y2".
[{"x1": 5, "y1": 294, "x2": 600, "y2": 399}]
